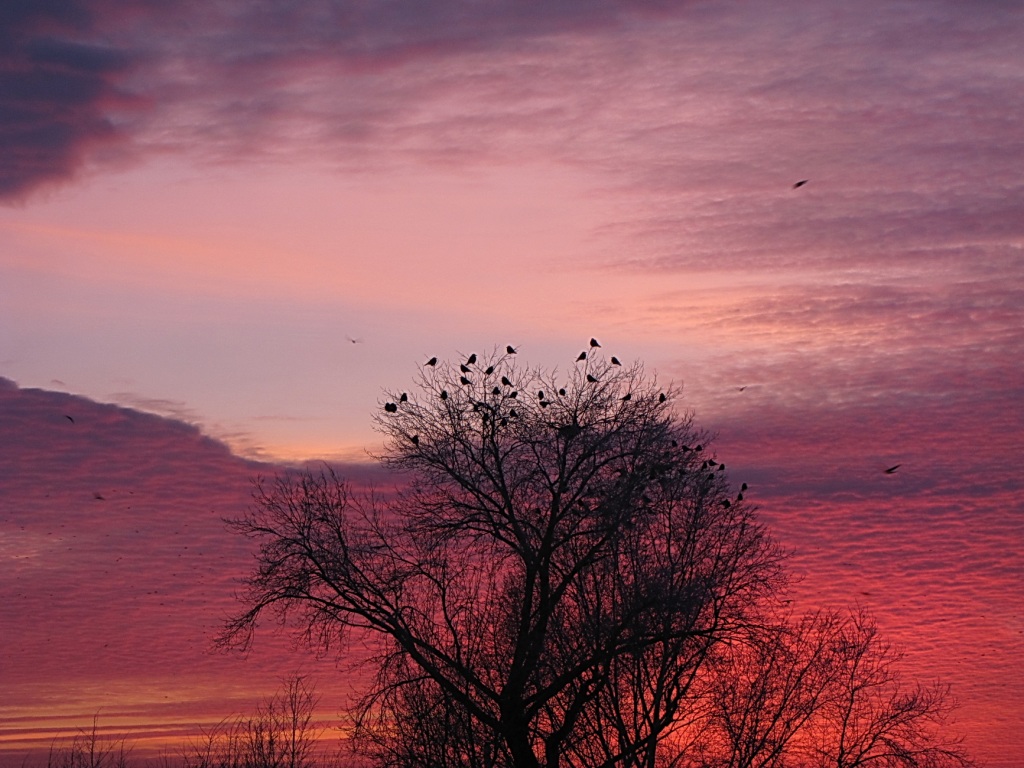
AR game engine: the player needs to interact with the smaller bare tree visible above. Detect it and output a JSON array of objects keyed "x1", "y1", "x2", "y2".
[
  {"x1": 807, "y1": 611, "x2": 972, "y2": 768},
  {"x1": 183, "y1": 677, "x2": 331, "y2": 768},
  {"x1": 44, "y1": 717, "x2": 131, "y2": 768},
  {"x1": 693, "y1": 609, "x2": 974, "y2": 768}
]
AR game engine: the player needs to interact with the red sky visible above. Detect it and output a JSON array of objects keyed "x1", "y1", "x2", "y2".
[{"x1": 1, "y1": 1, "x2": 1022, "y2": 766}]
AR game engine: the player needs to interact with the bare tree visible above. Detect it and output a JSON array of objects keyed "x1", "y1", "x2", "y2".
[
  {"x1": 44, "y1": 717, "x2": 131, "y2": 768},
  {"x1": 183, "y1": 677, "x2": 329, "y2": 768},
  {"x1": 221, "y1": 348, "x2": 783, "y2": 768},
  {"x1": 805, "y1": 611, "x2": 973, "y2": 768},
  {"x1": 692, "y1": 609, "x2": 974, "y2": 768}
]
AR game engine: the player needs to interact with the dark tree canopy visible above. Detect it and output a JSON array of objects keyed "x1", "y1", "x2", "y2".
[{"x1": 222, "y1": 346, "x2": 973, "y2": 768}]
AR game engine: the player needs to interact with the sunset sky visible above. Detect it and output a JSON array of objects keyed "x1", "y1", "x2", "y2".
[{"x1": 1, "y1": 1, "x2": 1022, "y2": 766}]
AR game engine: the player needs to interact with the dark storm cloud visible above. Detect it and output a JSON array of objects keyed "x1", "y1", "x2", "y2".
[
  {"x1": 0, "y1": 0, "x2": 681, "y2": 200},
  {"x1": 0, "y1": 1, "x2": 140, "y2": 199}
]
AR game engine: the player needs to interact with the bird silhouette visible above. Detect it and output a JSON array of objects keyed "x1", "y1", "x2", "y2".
[
  {"x1": 741, "y1": 482, "x2": 748, "y2": 491},
  {"x1": 884, "y1": 464, "x2": 901, "y2": 474},
  {"x1": 737, "y1": 386, "x2": 747, "y2": 392},
  {"x1": 509, "y1": 391, "x2": 518, "y2": 398},
  {"x1": 492, "y1": 387, "x2": 501, "y2": 395},
  {"x1": 410, "y1": 435, "x2": 420, "y2": 445},
  {"x1": 460, "y1": 376, "x2": 472, "y2": 386},
  {"x1": 485, "y1": 365, "x2": 494, "y2": 375},
  {"x1": 64, "y1": 415, "x2": 75, "y2": 423},
  {"x1": 621, "y1": 393, "x2": 631, "y2": 402},
  {"x1": 400, "y1": 393, "x2": 408, "y2": 402},
  {"x1": 722, "y1": 499, "x2": 731, "y2": 508},
  {"x1": 93, "y1": 492, "x2": 105, "y2": 501},
  {"x1": 425, "y1": 357, "x2": 438, "y2": 366},
  {"x1": 506, "y1": 345, "x2": 518, "y2": 354},
  {"x1": 384, "y1": 402, "x2": 398, "y2": 413},
  {"x1": 793, "y1": 179, "x2": 808, "y2": 188},
  {"x1": 590, "y1": 338, "x2": 601, "y2": 348},
  {"x1": 610, "y1": 357, "x2": 621, "y2": 366},
  {"x1": 509, "y1": 408, "x2": 519, "y2": 418},
  {"x1": 540, "y1": 400, "x2": 550, "y2": 408},
  {"x1": 461, "y1": 364, "x2": 471, "y2": 373},
  {"x1": 576, "y1": 351, "x2": 587, "y2": 362},
  {"x1": 467, "y1": 353, "x2": 477, "y2": 365},
  {"x1": 587, "y1": 374, "x2": 599, "y2": 383},
  {"x1": 345, "y1": 335, "x2": 364, "y2": 344},
  {"x1": 538, "y1": 390, "x2": 545, "y2": 400},
  {"x1": 440, "y1": 390, "x2": 449, "y2": 400},
  {"x1": 659, "y1": 393, "x2": 667, "y2": 403},
  {"x1": 502, "y1": 376, "x2": 512, "y2": 386}
]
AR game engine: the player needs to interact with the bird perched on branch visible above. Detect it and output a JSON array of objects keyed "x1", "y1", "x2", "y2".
[
  {"x1": 425, "y1": 357, "x2": 438, "y2": 367},
  {"x1": 590, "y1": 338, "x2": 601, "y2": 348}
]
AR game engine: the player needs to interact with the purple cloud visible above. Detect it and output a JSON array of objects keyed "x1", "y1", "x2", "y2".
[
  {"x1": 0, "y1": 2, "x2": 142, "y2": 199},
  {"x1": 0, "y1": 377, "x2": 384, "y2": 761}
]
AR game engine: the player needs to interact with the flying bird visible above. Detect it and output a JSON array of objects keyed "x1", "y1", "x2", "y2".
[
  {"x1": 93, "y1": 492, "x2": 105, "y2": 501},
  {"x1": 425, "y1": 357, "x2": 438, "y2": 367},
  {"x1": 793, "y1": 179, "x2": 808, "y2": 188},
  {"x1": 590, "y1": 338, "x2": 601, "y2": 348},
  {"x1": 506, "y1": 345, "x2": 518, "y2": 354},
  {"x1": 737, "y1": 386, "x2": 747, "y2": 392},
  {"x1": 384, "y1": 402, "x2": 398, "y2": 413},
  {"x1": 64, "y1": 415, "x2": 75, "y2": 423},
  {"x1": 610, "y1": 357, "x2": 621, "y2": 366},
  {"x1": 345, "y1": 335, "x2": 364, "y2": 344},
  {"x1": 884, "y1": 464, "x2": 901, "y2": 474},
  {"x1": 576, "y1": 352, "x2": 587, "y2": 362}
]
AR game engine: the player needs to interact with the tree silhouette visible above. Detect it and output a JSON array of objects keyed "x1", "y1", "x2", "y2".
[
  {"x1": 221, "y1": 346, "x2": 973, "y2": 768},
  {"x1": 222, "y1": 348, "x2": 781, "y2": 768}
]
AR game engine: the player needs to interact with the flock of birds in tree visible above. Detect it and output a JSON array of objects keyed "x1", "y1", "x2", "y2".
[
  {"x1": 382, "y1": 339, "x2": 903, "y2": 484},
  {"x1": 382, "y1": 339, "x2": 756, "y2": 507},
  {"x1": 386, "y1": 339, "x2": 621, "y2": 415}
]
